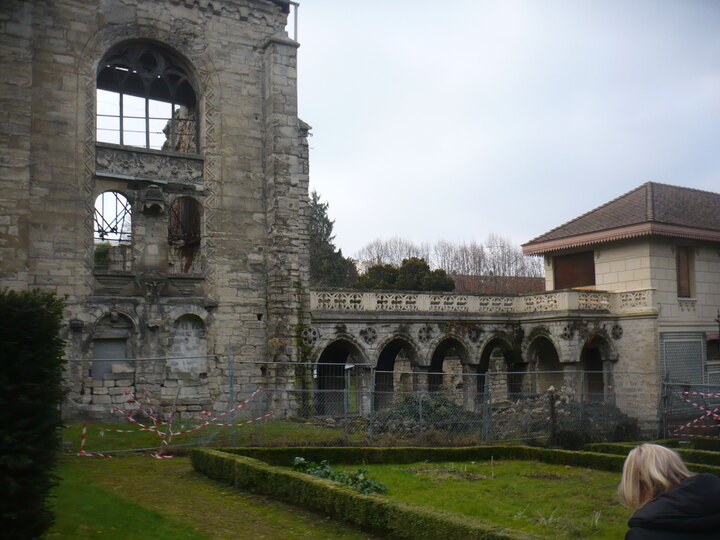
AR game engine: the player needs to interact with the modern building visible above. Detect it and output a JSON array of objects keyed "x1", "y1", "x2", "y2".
[{"x1": 523, "y1": 182, "x2": 720, "y2": 385}]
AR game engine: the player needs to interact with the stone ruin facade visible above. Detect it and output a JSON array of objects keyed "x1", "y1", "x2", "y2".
[
  {"x1": 1, "y1": 0, "x2": 310, "y2": 418},
  {"x1": 1, "y1": 1, "x2": 668, "y2": 433}
]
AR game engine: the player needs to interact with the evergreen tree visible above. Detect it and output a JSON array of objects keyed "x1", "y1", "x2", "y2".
[
  {"x1": 356, "y1": 257, "x2": 454, "y2": 292},
  {"x1": 308, "y1": 191, "x2": 358, "y2": 287}
]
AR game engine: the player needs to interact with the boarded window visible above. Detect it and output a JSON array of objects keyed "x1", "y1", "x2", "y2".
[
  {"x1": 553, "y1": 251, "x2": 595, "y2": 289},
  {"x1": 676, "y1": 246, "x2": 694, "y2": 298}
]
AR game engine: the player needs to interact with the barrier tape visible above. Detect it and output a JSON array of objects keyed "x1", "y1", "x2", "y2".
[
  {"x1": 76, "y1": 423, "x2": 112, "y2": 458},
  {"x1": 79, "y1": 388, "x2": 270, "y2": 456},
  {"x1": 670, "y1": 391, "x2": 720, "y2": 438}
]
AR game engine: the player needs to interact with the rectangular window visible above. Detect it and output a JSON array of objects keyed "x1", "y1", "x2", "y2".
[
  {"x1": 676, "y1": 246, "x2": 694, "y2": 298},
  {"x1": 553, "y1": 251, "x2": 595, "y2": 290}
]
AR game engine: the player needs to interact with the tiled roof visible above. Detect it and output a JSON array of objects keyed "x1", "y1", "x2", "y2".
[{"x1": 523, "y1": 182, "x2": 720, "y2": 254}]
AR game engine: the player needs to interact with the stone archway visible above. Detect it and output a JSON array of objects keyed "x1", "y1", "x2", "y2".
[
  {"x1": 580, "y1": 335, "x2": 613, "y2": 401},
  {"x1": 315, "y1": 339, "x2": 366, "y2": 416},
  {"x1": 479, "y1": 336, "x2": 524, "y2": 401},
  {"x1": 375, "y1": 337, "x2": 417, "y2": 410},
  {"x1": 428, "y1": 336, "x2": 469, "y2": 394},
  {"x1": 527, "y1": 336, "x2": 562, "y2": 392}
]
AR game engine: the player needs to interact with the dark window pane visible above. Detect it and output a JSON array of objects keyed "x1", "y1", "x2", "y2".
[{"x1": 553, "y1": 251, "x2": 595, "y2": 289}]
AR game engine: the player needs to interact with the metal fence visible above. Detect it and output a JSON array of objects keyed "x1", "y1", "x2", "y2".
[
  {"x1": 62, "y1": 357, "x2": 662, "y2": 453},
  {"x1": 661, "y1": 380, "x2": 720, "y2": 439}
]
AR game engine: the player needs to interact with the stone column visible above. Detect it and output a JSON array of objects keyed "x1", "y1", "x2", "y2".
[{"x1": 261, "y1": 34, "x2": 311, "y2": 366}]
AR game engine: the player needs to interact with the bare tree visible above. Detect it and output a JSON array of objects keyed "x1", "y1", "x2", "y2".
[
  {"x1": 355, "y1": 237, "x2": 430, "y2": 267},
  {"x1": 357, "y1": 234, "x2": 543, "y2": 278}
]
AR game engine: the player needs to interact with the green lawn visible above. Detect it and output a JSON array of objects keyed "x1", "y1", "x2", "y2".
[
  {"x1": 335, "y1": 460, "x2": 630, "y2": 539},
  {"x1": 48, "y1": 456, "x2": 376, "y2": 539},
  {"x1": 62, "y1": 420, "x2": 361, "y2": 454}
]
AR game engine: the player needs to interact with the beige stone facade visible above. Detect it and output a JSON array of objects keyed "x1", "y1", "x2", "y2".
[{"x1": 1, "y1": 0, "x2": 309, "y2": 416}]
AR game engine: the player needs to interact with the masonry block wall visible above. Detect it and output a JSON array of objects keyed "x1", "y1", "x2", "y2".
[{"x1": 0, "y1": 0, "x2": 309, "y2": 416}]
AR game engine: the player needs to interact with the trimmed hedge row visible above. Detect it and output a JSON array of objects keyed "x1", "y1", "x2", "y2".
[
  {"x1": 191, "y1": 449, "x2": 537, "y2": 540},
  {"x1": 585, "y1": 443, "x2": 720, "y2": 471},
  {"x1": 691, "y1": 438, "x2": 720, "y2": 452},
  {"x1": 222, "y1": 445, "x2": 629, "y2": 472}
]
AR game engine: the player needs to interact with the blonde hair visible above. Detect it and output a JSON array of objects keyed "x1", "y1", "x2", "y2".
[{"x1": 618, "y1": 443, "x2": 692, "y2": 511}]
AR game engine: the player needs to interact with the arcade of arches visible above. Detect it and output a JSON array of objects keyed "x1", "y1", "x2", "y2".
[{"x1": 308, "y1": 320, "x2": 620, "y2": 413}]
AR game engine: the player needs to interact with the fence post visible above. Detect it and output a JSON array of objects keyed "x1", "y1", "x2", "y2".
[
  {"x1": 482, "y1": 373, "x2": 491, "y2": 441},
  {"x1": 659, "y1": 373, "x2": 669, "y2": 439},
  {"x1": 344, "y1": 366, "x2": 350, "y2": 435},
  {"x1": 368, "y1": 368, "x2": 375, "y2": 442},
  {"x1": 419, "y1": 391, "x2": 424, "y2": 443},
  {"x1": 549, "y1": 388, "x2": 557, "y2": 445},
  {"x1": 579, "y1": 369, "x2": 585, "y2": 432},
  {"x1": 227, "y1": 355, "x2": 235, "y2": 446}
]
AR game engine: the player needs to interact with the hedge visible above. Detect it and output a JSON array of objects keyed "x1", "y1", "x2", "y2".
[
  {"x1": 191, "y1": 448, "x2": 538, "y2": 540},
  {"x1": 221, "y1": 445, "x2": 629, "y2": 472},
  {"x1": 0, "y1": 290, "x2": 66, "y2": 539},
  {"x1": 584, "y1": 442, "x2": 720, "y2": 472}
]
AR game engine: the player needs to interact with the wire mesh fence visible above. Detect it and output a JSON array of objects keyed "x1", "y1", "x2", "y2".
[
  {"x1": 661, "y1": 380, "x2": 720, "y2": 439},
  {"x1": 62, "y1": 357, "x2": 664, "y2": 453}
]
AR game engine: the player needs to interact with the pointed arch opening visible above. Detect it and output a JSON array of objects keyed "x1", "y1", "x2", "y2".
[
  {"x1": 580, "y1": 335, "x2": 610, "y2": 401},
  {"x1": 480, "y1": 336, "x2": 525, "y2": 401},
  {"x1": 528, "y1": 336, "x2": 562, "y2": 392},
  {"x1": 374, "y1": 337, "x2": 416, "y2": 411},
  {"x1": 315, "y1": 339, "x2": 366, "y2": 416},
  {"x1": 428, "y1": 337, "x2": 469, "y2": 394}
]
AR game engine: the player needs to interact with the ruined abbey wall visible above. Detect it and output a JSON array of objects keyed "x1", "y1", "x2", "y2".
[{"x1": 0, "y1": 0, "x2": 310, "y2": 416}]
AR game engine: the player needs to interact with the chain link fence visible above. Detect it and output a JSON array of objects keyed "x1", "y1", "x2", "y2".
[
  {"x1": 62, "y1": 357, "x2": 660, "y2": 453},
  {"x1": 661, "y1": 380, "x2": 720, "y2": 439}
]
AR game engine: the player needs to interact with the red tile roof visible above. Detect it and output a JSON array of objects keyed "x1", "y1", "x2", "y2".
[{"x1": 522, "y1": 182, "x2": 720, "y2": 254}]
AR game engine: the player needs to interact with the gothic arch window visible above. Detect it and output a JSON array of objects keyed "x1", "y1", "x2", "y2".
[
  {"x1": 168, "y1": 197, "x2": 202, "y2": 273},
  {"x1": 96, "y1": 42, "x2": 198, "y2": 152},
  {"x1": 94, "y1": 191, "x2": 132, "y2": 270}
]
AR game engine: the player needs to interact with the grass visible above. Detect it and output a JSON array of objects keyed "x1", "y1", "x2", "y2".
[
  {"x1": 48, "y1": 455, "x2": 377, "y2": 539},
  {"x1": 62, "y1": 420, "x2": 362, "y2": 454},
  {"x1": 334, "y1": 459, "x2": 630, "y2": 539}
]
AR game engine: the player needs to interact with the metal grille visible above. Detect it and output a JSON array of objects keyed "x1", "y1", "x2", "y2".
[{"x1": 660, "y1": 332, "x2": 706, "y2": 385}]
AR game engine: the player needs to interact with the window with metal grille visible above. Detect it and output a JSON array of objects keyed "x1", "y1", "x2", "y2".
[
  {"x1": 94, "y1": 191, "x2": 131, "y2": 244},
  {"x1": 96, "y1": 43, "x2": 198, "y2": 153},
  {"x1": 168, "y1": 197, "x2": 201, "y2": 273}
]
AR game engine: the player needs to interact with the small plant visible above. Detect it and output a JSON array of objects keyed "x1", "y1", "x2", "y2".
[
  {"x1": 94, "y1": 242, "x2": 112, "y2": 267},
  {"x1": 292, "y1": 457, "x2": 387, "y2": 495}
]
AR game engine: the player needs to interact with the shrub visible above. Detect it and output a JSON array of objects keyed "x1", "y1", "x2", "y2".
[
  {"x1": 93, "y1": 243, "x2": 111, "y2": 267},
  {"x1": 0, "y1": 290, "x2": 66, "y2": 539},
  {"x1": 292, "y1": 457, "x2": 387, "y2": 494},
  {"x1": 374, "y1": 394, "x2": 484, "y2": 435}
]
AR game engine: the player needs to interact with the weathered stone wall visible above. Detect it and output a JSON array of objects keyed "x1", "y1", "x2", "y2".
[{"x1": 0, "y1": 0, "x2": 308, "y2": 417}]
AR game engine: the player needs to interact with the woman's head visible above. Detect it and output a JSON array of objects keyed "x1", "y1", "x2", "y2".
[{"x1": 618, "y1": 443, "x2": 692, "y2": 510}]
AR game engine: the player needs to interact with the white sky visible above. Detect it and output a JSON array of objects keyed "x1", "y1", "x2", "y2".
[{"x1": 295, "y1": 0, "x2": 720, "y2": 258}]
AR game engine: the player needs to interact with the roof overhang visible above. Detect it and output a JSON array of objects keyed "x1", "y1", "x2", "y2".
[{"x1": 522, "y1": 222, "x2": 720, "y2": 255}]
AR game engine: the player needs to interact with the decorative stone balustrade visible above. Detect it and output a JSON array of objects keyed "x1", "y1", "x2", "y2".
[{"x1": 311, "y1": 289, "x2": 656, "y2": 315}]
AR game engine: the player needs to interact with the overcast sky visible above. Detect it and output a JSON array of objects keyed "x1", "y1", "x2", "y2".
[{"x1": 294, "y1": 0, "x2": 720, "y2": 258}]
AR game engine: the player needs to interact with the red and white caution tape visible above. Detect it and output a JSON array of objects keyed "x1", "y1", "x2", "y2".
[
  {"x1": 76, "y1": 423, "x2": 112, "y2": 458},
  {"x1": 670, "y1": 392, "x2": 720, "y2": 438}
]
